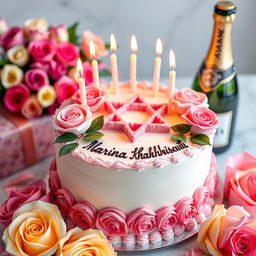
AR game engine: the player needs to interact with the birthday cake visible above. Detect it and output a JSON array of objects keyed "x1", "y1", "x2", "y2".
[{"x1": 50, "y1": 80, "x2": 220, "y2": 246}]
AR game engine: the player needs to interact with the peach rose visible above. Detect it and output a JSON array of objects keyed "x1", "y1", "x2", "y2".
[
  {"x1": 173, "y1": 88, "x2": 208, "y2": 115},
  {"x1": 225, "y1": 152, "x2": 256, "y2": 206},
  {"x1": 2, "y1": 201, "x2": 66, "y2": 256},
  {"x1": 56, "y1": 227, "x2": 116, "y2": 256},
  {"x1": 21, "y1": 95, "x2": 43, "y2": 119},
  {"x1": 81, "y1": 31, "x2": 107, "y2": 59}
]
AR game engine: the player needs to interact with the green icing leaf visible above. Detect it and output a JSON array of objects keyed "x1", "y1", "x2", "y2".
[
  {"x1": 171, "y1": 134, "x2": 187, "y2": 143},
  {"x1": 86, "y1": 115, "x2": 104, "y2": 133},
  {"x1": 68, "y1": 22, "x2": 79, "y2": 44},
  {"x1": 55, "y1": 133, "x2": 78, "y2": 143},
  {"x1": 99, "y1": 69, "x2": 111, "y2": 77},
  {"x1": 83, "y1": 132, "x2": 104, "y2": 141},
  {"x1": 190, "y1": 134, "x2": 211, "y2": 146},
  {"x1": 171, "y1": 124, "x2": 192, "y2": 134},
  {"x1": 59, "y1": 142, "x2": 79, "y2": 157}
]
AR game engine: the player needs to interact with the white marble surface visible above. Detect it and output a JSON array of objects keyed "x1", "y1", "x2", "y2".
[
  {"x1": 1, "y1": 0, "x2": 256, "y2": 78},
  {"x1": 0, "y1": 74, "x2": 255, "y2": 255}
]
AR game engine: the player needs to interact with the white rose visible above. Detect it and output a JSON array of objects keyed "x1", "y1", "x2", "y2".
[
  {"x1": 1, "y1": 64, "x2": 23, "y2": 88},
  {"x1": 3, "y1": 201, "x2": 66, "y2": 256},
  {"x1": 24, "y1": 18, "x2": 48, "y2": 33},
  {"x1": 7, "y1": 45, "x2": 30, "y2": 67},
  {"x1": 0, "y1": 18, "x2": 8, "y2": 35},
  {"x1": 37, "y1": 85, "x2": 56, "y2": 108},
  {"x1": 50, "y1": 25, "x2": 68, "y2": 42}
]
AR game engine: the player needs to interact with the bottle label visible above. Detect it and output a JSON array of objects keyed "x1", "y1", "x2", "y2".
[
  {"x1": 213, "y1": 111, "x2": 233, "y2": 148},
  {"x1": 198, "y1": 64, "x2": 236, "y2": 92}
]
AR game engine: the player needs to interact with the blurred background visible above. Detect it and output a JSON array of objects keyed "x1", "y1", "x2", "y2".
[{"x1": 1, "y1": 0, "x2": 256, "y2": 80}]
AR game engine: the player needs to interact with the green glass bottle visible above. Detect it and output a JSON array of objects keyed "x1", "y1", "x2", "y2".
[{"x1": 192, "y1": 1, "x2": 238, "y2": 154}]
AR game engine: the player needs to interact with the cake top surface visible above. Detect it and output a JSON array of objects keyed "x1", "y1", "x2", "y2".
[{"x1": 53, "y1": 82, "x2": 219, "y2": 170}]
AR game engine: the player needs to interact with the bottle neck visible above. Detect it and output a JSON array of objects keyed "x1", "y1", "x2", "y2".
[{"x1": 205, "y1": 13, "x2": 235, "y2": 70}]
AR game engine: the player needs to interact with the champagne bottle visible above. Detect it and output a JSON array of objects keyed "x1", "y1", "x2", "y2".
[{"x1": 192, "y1": 1, "x2": 238, "y2": 153}]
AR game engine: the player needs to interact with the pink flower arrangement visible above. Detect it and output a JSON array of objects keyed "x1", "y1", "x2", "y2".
[{"x1": 0, "y1": 18, "x2": 110, "y2": 119}]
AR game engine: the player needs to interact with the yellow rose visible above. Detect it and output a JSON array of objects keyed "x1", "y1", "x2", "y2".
[
  {"x1": 37, "y1": 85, "x2": 56, "y2": 108},
  {"x1": 24, "y1": 18, "x2": 48, "y2": 33},
  {"x1": 57, "y1": 228, "x2": 116, "y2": 256},
  {"x1": 0, "y1": 64, "x2": 23, "y2": 88},
  {"x1": 3, "y1": 201, "x2": 66, "y2": 256},
  {"x1": 7, "y1": 45, "x2": 30, "y2": 67}
]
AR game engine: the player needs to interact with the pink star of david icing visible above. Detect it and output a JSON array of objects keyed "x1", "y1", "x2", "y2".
[{"x1": 102, "y1": 95, "x2": 170, "y2": 142}]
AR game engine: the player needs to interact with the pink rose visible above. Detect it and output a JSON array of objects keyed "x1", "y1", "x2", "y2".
[
  {"x1": 175, "y1": 196, "x2": 196, "y2": 225},
  {"x1": 73, "y1": 85, "x2": 106, "y2": 112},
  {"x1": 225, "y1": 152, "x2": 256, "y2": 206},
  {"x1": 127, "y1": 208, "x2": 156, "y2": 235},
  {"x1": 173, "y1": 88, "x2": 208, "y2": 115},
  {"x1": 0, "y1": 18, "x2": 8, "y2": 35},
  {"x1": 70, "y1": 201, "x2": 97, "y2": 230},
  {"x1": 26, "y1": 30, "x2": 49, "y2": 41},
  {"x1": 183, "y1": 248, "x2": 203, "y2": 256},
  {"x1": 49, "y1": 25, "x2": 68, "y2": 42},
  {"x1": 96, "y1": 208, "x2": 128, "y2": 236},
  {"x1": 4, "y1": 84, "x2": 30, "y2": 113},
  {"x1": 48, "y1": 60, "x2": 67, "y2": 80},
  {"x1": 49, "y1": 169, "x2": 61, "y2": 193},
  {"x1": 0, "y1": 180, "x2": 47, "y2": 226},
  {"x1": 182, "y1": 106, "x2": 219, "y2": 134},
  {"x1": 21, "y1": 95, "x2": 43, "y2": 119},
  {"x1": 54, "y1": 188, "x2": 76, "y2": 216},
  {"x1": 156, "y1": 204, "x2": 177, "y2": 232},
  {"x1": 47, "y1": 101, "x2": 60, "y2": 115},
  {"x1": 28, "y1": 39, "x2": 55, "y2": 62},
  {"x1": 0, "y1": 27, "x2": 24, "y2": 51},
  {"x1": 30, "y1": 61, "x2": 50, "y2": 73},
  {"x1": 193, "y1": 186, "x2": 210, "y2": 215},
  {"x1": 54, "y1": 76, "x2": 79, "y2": 104},
  {"x1": 81, "y1": 31, "x2": 107, "y2": 59},
  {"x1": 53, "y1": 103, "x2": 93, "y2": 135},
  {"x1": 25, "y1": 68, "x2": 49, "y2": 91},
  {"x1": 56, "y1": 42, "x2": 79, "y2": 66}
]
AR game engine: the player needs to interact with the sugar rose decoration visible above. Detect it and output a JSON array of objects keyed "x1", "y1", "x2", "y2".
[
  {"x1": 173, "y1": 88, "x2": 208, "y2": 115},
  {"x1": 53, "y1": 103, "x2": 93, "y2": 135},
  {"x1": 3, "y1": 201, "x2": 66, "y2": 256},
  {"x1": 57, "y1": 228, "x2": 116, "y2": 256},
  {"x1": 225, "y1": 152, "x2": 256, "y2": 206},
  {"x1": 197, "y1": 204, "x2": 256, "y2": 256}
]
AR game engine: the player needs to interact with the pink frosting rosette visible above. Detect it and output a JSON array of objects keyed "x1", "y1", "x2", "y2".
[
  {"x1": 193, "y1": 186, "x2": 210, "y2": 215},
  {"x1": 225, "y1": 152, "x2": 256, "y2": 206},
  {"x1": 156, "y1": 204, "x2": 177, "y2": 231},
  {"x1": 73, "y1": 85, "x2": 106, "y2": 112},
  {"x1": 53, "y1": 103, "x2": 93, "y2": 135},
  {"x1": 4, "y1": 84, "x2": 30, "y2": 113},
  {"x1": 175, "y1": 196, "x2": 196, "y2": 226},
  {"x1": 54, "y1": 187, "x2": 76, "y2": 216},
  {"x1": 182, "y1": 106, "x2": 219, "y2": 134},
  {"x1": 70, "y1": 201, "x2": 97, "y2": 230},
  {"x1": 0, "y1": 27, "x2": 24, "y2": 51},
  {"x1": 28, "y1": 39, "x2": 56, "y2": 62},
  {"x1": 56, "y1": 42, "x2": 79, "y2": 66},
  {"x1": 96, "y1": 208, "x2": 128, "y2": 236},
  {"x1": 173, "y1": 88, "x2": 208, "y2": 115},
  {"x1": 25, "y1": 68, "x2": 49, "y2": 91},
  {"x1": 0, "y1": 180, "x2": 49, "y2": 226},
  {"x1": 127, "y1": 208, "x2": 156, "y2": 236}
]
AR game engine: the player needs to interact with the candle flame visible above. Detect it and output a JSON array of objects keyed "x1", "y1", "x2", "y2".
[
  {"x1": 131, "y1": 35, "x2": 137, "y2": 52},
  {"x1": 76, "y1": 58, "x2": 83, "y2": 77},
  {"x1": 110, "y1": 33, "x2": 117, "y2": 52},
  {"x1": 156, "y1": 38, "x2": 162, "y2": 55},
  {"x1": 169, "y1": 49, "x2": 176, "y2": 69},
  {"x1": 89, "y1": 40, "x2": 96, "y2": 58}
]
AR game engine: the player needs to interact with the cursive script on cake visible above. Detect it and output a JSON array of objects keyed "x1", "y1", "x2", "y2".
[{"x1": 83, "y1": 140, "x2": 188, "y2": 160}]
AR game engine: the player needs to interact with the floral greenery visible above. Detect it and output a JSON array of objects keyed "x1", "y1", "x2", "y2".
[
  {"x1": 170, "y1": 123, "x2": 211, "y2": 146},
  {"x1": 55, "y1": 115, "x2": 104, "y2": 157}
]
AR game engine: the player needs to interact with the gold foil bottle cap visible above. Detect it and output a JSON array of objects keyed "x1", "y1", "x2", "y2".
[{"x1": 215, "y1": 1, "x2": 236, "y2": 16}]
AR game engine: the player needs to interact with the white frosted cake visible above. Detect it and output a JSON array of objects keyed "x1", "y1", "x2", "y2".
[{"x1": 50, "y1": 82, "x2": 219, "y2": 246}]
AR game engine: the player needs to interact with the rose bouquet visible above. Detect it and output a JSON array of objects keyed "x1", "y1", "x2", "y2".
[{"x1": 0, "y1": 18, "x2": 110, "y2": 119}]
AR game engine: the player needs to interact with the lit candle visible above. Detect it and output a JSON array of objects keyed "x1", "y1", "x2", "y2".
[
  {"x1": 76, "y1": 58, "x2": 87, "y2": 105},
  {"x1": 168, "y1": 49, "x2": 176, "y2": 113},
  {"x1": 130, "y1": 35, "x2": 137, "y2": 93},
  {"x1": 110, "y1": 33, "x2": 119, "y2": 94},
  {"x1": 90, "y1": 40, "x2": 100, "y2": 89},
  {"x1": 153, "y1": 38, "x2": 162, "y2": 97}
]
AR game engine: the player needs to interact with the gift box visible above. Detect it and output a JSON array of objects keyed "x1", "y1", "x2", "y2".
[{"x1": 0, "y1": 106, "x2": 54, "y2": 178}]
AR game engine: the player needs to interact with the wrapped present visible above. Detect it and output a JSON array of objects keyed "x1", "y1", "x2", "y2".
[{"x1": 0, "y1": 106, "x2": 54, "y2": 178}]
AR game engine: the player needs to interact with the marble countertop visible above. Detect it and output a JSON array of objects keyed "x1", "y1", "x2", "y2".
[{"x1": 0, "y1": 74, "x2": 255, "y2": 256}]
